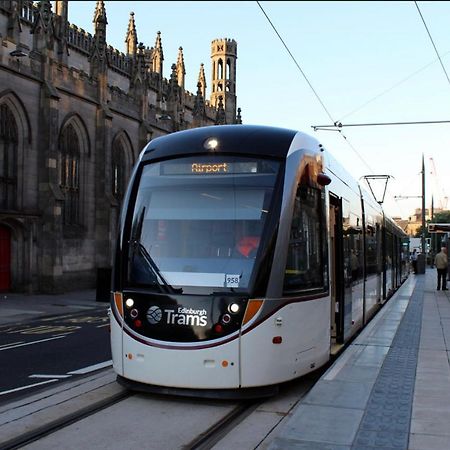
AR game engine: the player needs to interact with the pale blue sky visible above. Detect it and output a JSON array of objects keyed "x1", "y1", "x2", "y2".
[{"x1": 67, "y1": 1, "x2": 450, "y2": 220}]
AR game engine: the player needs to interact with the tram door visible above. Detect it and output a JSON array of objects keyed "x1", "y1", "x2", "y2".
[{"x1": 329, "y1": 195, "x2": 345, "y2": 344}]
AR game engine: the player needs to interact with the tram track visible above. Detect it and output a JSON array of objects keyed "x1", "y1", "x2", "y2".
[
  {"x1": 0, "y1": 389, "x2": 132, "y2": 450},
  {"x1": 185, "y1": 400, "x2": 261, "y2": 450},
  {"x1": 0, "y1": 367, "x2": 324, "y2": 450},
  {"x1": 185, "y1": 369, "x2": 323, "y2": 450}
]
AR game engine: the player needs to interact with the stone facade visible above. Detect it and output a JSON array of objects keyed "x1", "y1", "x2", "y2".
[{"x1": 0, "y1": 0, "x2": 240, "y2": 293}]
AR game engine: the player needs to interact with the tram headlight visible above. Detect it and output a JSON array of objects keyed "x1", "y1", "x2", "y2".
[
  {"x1": 204, "y1": 137, "x2": 219, "y2": 151},
  {"x1": 125, "y1": 298, "x2": 134, "y2": 308},
  {"x1": 228, "y1": 303, "x2": 240, "y2": 314}
]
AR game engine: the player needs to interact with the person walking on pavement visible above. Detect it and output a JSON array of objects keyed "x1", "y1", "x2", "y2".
[
  {"x1": 411, "y1": 249, "x2": 418, "y2": 274},
  {"x1": 434, "y1": 246, "x2": 448, "y2": 291}
]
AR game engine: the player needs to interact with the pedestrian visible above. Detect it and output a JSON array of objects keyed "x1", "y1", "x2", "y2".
[
  {"x1": 411, "y1": 249, "x2": 418, "y2": 274},
  {"x1": 434, "y1": 246, "x2": 448, "y2": 291}
]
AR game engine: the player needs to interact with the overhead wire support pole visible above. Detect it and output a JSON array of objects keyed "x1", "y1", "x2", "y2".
[{"x1": 421, "y1": 153, "x2": 426, "y2": 266}]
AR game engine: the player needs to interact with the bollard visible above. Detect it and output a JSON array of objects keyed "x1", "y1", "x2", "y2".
[
  {"x1": 416, "y1": 253, "x2": 426, "y2": 274},
  {"x1": 96, "y1": 267, "x2": 112, "y2": 302}
]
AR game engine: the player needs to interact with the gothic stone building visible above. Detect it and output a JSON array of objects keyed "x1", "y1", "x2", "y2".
[{"x1": 0, "y1": 0, "x2": 240, "y2": 293}]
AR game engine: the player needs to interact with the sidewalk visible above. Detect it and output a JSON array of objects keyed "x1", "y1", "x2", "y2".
[
  {"x1": 268, "y1": 269, "x2": 450, "y2": 450},
  {"x1": 0, "y1": 289, "x2": 109, "y2": 326}
]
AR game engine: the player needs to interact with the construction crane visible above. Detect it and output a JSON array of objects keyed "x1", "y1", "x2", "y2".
[{"x1": 429, "y1": 157, "x2": 448, "y2": 210}]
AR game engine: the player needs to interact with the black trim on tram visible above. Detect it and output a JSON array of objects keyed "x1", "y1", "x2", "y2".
[
  {"x1": 141, "y1": 124, "x2": 298, "y2": 162},
  {"x1": 117, "y1": 375, "x2": 278, "y2": 399}
]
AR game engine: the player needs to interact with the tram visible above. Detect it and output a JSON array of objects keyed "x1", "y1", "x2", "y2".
[{"x1": 110, "y1": 124, "x2": 408, "y2": 398}]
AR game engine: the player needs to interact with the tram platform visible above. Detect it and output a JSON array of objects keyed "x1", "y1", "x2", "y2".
[{"x1": 268, "y1": 268, "x2": 450, "y2": 450}]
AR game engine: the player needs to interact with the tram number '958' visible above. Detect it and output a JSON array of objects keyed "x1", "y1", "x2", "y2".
[{"x1": 225, "y1": 274, "x2": 240, "y2": 288}]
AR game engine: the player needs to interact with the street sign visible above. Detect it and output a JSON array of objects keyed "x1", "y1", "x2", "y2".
[{"x1": 428, "y1": 223, "x2": 450, "y2": 233}]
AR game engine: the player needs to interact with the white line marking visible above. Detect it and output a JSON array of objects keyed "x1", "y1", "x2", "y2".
[
  {"x1": 0, "y1": 379, "x2": 58, "y2": 396},
  {"x1": 41, "y1": 314, "x2": 76, "y2": 322},
  {"x1": 0, "y1": 341, "x2": 24, "y2": 349},
  {"x1": 0, "y1": 335, "x2": 66, "y2": 351},
  {"x1": 67, "y1": 360, "x2": 112, "y2": 375},
  {"x1": 323, "y1": 345, "x2": 360, "y2": 381},
  {"x1": 96, "y1": 324, "x2": 110, "y2": 328},
  {"x1": 29, "y1": 374, "x2": 72, "y2": 379}
]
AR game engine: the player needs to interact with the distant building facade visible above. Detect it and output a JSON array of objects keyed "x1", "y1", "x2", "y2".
[
  {"x1": 393, "y1": 207, "x2": 448, "y2": 237},
  {"x1": 0, "y1": 0, "x2": 240, "y2": 293}
]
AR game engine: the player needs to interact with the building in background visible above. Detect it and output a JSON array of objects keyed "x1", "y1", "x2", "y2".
[{"x1": 0, "y1": 0, "x2": 240, "y2": 293}]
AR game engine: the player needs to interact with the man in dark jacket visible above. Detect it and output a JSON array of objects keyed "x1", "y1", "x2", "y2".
[{"x1": 434, "y1": 247, "x2": 448, "y2": 291}]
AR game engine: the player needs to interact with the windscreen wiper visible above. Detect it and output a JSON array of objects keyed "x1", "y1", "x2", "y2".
[
  {"x1": 129, "y1": 207, "x2": 182, "y2": 294},
  {"x1": 136, "y1": 242, "x2": 180, "y2": 294}
]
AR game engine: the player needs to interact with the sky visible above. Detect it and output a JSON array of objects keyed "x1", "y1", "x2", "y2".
[{"x1": 66, "y1": 1, "x2": 450, "y2": 220}]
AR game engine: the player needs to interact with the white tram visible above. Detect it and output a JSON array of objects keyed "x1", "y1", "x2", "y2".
[{"x1": 110, "y1": 125, "x2": 408, "y2": 398}]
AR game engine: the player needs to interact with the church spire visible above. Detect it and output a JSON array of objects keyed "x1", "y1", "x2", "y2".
[
  {"x1": 198, "y1": 63, "x2": 206, "y2": 100},
  {"x1": 90, "y1": 0, "x2": 108, "y2": 80},
  {"x1": 151, "y1": 31, "x2": 163, "y2": 75},
  {"x1": 93, "y1": 0, "x2": 107, "y2": 26},
  {"x1": 7, "y1": 0, "x2": 22, "y2": 44},
  {"x1": 176, "y1": 47, "x2": 185, "y2": 90},
  {"x1": 54, "y1": 0, "x2": 69, "y2": 63},
  {"x1": 215, "y1": 96, "x2": 226, "y2": 125},
  {"x1": 193, "y1": 81, "x2": 206, "y2": 126},
  {"x1": 31, "y1": 0, "x2": 54, "y2": 53},
  {"x1": 125, "y1": 11, "x2": 137, "y2": 56},
  {"x1": 236, "y1": 107, "x2": 242, "y2": 124}
]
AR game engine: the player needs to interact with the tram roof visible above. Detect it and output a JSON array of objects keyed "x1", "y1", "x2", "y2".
[{"x1": 142, "y1": 124, "x2": 299, "y2": 161}]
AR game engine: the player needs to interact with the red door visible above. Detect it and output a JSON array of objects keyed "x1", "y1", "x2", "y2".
[{"x1": 0, "y1": 225, "x2": 11, "y2": 291}]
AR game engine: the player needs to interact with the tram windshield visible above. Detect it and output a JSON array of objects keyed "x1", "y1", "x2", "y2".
[{"x1": 126, "y1": 155, "x2": 280, "y2": 293}]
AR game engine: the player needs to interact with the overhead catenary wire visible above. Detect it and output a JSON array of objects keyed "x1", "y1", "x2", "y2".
[
  {"x1": 337, "y1": 50, "x2": 450, "y2": 122},
  {"x1": 338, "y1": 4, "x2": 450, "y2": 123},
  {"x1": 255, "y1": 1, "x2": 374, "y2": 174},
  {"x1": 313, "y1": 119, "x2": 450, "y2": 129},
  {"x1": 414, "y1": 1, "x2": 450, "y2": 88},
  {"x1": 255, "y1": 1, "x2": 334, "y2": 124}
]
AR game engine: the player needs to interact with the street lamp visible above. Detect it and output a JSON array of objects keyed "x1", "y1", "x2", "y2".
[
  {"x1": 9, "y1": 49, "x2": 27, "y2": 58},
  {"x1": 9, "y1": 49, "x2": 27, "y2": 69}
]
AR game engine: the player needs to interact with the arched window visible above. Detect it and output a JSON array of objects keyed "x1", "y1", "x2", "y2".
[
  {"x1": 226, "y1": 59, "x2": 232, "y2": 90},
  {"x1": 112, "y1": 139, "x2": 126, "y2": 201},
  {"x1": 0, "y1": 104, "x2": 18, "y2": 210},
  {"x1": 59, "y1": 124, "x2": 80, "y2": 225}
]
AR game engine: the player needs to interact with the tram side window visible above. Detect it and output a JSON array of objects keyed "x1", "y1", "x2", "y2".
[
  {"x1": 386, "y1": 231, "x2": 393, "y2": 270},
  {"x1": 283, "y1": 185, "x2": 326, "y2": 294},
  {"x1": 365, "y1": 225, "x2": 378, "y2": 276}
]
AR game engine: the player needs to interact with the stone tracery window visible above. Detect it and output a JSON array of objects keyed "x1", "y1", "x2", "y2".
[
  {"x1": 218, "y1": 59, "x2": 224, "y2": 79},
  {"x1": 0, "y1": 104, "x2": 18, "y2": 210},
  {"x1": 59, "y1": 124, "x2": 80, "y2": 225}
]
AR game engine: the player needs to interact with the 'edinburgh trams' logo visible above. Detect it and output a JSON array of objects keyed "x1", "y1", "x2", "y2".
[
  {"x1": 146, "y1": 306, "x2": 163, "y2": 324},
  {"x1": 146, "y1": 305, "x2": 208, "y2": 327}
]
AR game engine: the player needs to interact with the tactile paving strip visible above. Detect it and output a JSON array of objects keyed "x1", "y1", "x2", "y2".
[{"x1": 351, "y1": 279, "x2": 424, "y2": 450}]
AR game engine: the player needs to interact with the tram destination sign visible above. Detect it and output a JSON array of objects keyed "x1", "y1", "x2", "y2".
[{"x1": 428, "y1": 223, "x2": 450, "y2": 233}]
